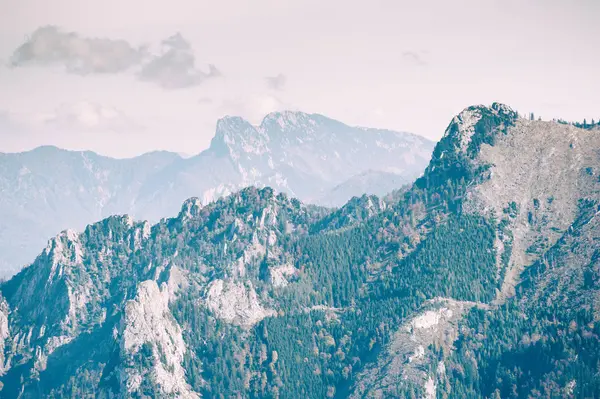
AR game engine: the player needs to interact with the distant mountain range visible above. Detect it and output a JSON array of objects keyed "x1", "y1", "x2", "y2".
[{"x1": 0, "y1": 111, "x2": 434, "y2": 277}]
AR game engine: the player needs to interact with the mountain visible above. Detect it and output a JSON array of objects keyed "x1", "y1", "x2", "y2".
[
  {"x1": 1, "y1": 103, "x2": 598, "y2": 398},
  {"x1": 316, "y1": 170, "x2": 410, "y2": 207},
  {"x1": 0, "y1": 113, "x2": 434, "y2": 277},
  {"x1": 133, "y1": 111, "x2": 433, "y2": 220},
  {"x1": 0, "y1": 147, "x2": 182, "y2": 278}
]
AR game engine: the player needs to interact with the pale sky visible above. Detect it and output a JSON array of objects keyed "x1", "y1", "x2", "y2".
[{"x1": 0, "y1": 0, "x2": 598, "y2": 157}]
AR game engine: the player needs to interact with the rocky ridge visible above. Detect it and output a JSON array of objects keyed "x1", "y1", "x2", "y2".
[
  {"x1": 0, "y1": 111, "x2": 433, "y2": 278},
  {"x1": 0, "y1": 104, "x2": 598, "y2": 398}
]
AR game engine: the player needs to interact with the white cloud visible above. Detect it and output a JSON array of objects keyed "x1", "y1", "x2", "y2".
[
  {"x1": 10, "y1": 26, "x2": 145, "y2": 74},
  {"x1": 0, "y1": 103, "x2": 149, "y2": 157},
  {"x1": 43, "y1": 101, "x2": 142, "y2": 132},
  {"x1": 10, "y1": 27, "x2": 220, "y2": 89},
  {"x1": 138, "y1": 33, "x2": 221, "y2": 89},
  {"x1": 0, "y1": 101, "x2": 142, "y2": 137}
]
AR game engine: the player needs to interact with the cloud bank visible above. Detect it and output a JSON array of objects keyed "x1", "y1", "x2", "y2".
[
  {"x1": 138, "y1": 33, "x2": 221, "y2": 89},
  {"x1": 10, "y1": 26, "x2": 144, "y2": 74},
  {"x1": 9, "y1": 27, "x2": 220, "y2": 89}
]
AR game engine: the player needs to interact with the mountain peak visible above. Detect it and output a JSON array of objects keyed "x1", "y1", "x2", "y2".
[
  {"x1": 416, "y1": 102, "x2": 519, "y2": 191},
  {"x1": 210, "y1": 111, "x2": 328, "y2": 157},
  {"x1": 179, "y1": 197, "x2": 203, "y2": 220},
  {"x1": 210, "y1": 116, "x2": 269, "y2": 157},
  {"x1": 442, "y1": 102, "x2": 518, "y2": 156},
  {"x1": 259, "y1": 110, "x2": 324, "y2": 132},
  {"x1": 261, "y1": 109, "x2": 310, "y2": 122},
  {"x1": 215, "y1": 115, "x2": 254, "y2": 137}
]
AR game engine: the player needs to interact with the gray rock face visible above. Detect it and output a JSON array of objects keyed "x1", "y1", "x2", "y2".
[
  {"x1": 205, "y1": 279, "x2": 275, "y2": 327},
  {"x1": 119, "y1": 280, "x2": 200, "y2": 398},
  {"x1": 0, "y1": 296, "x2": 9, "y2": 375},
  {"x1": 350, "y1": 298, "x2": 485, "y2": 399},
  {"x1": 0, "y1": 112, "x2": 433, "y2": 277}
]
